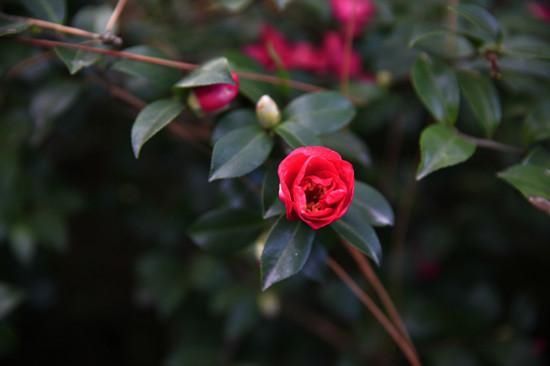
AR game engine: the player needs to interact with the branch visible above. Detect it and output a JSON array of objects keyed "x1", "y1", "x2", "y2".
[
  {"x1": 327, "y1": 257, "x2": 422, "y2": 366},
  {"x1": 344, "y1": 243, "x2": 414, "y2": 347},
  {"x1": 105, "y1": 0, "x2": 129, "y2": 32},
  {"x1": 14, "y1": 37, "x2": 326, "y2": 94},
  {"x1": 457, "y1": 132, "x2": 523, "y2": 154},
  {"x1": 1, "y1": 13, "x2": 122, "y2": 45}
]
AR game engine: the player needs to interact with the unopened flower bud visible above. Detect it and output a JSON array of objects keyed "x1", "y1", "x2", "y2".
[
  {"x1": 376, "y1": 70, "x2": 392, "y2": 87},
  {"x1": 188, "y1": 72, "x2": 240, "y2": 115},
  {"x1": 257, "y1": 291, "x2": 280, "y2": 318},
  {"x1": 256, "y1": 95, "x2": 281, "y2": 128}
]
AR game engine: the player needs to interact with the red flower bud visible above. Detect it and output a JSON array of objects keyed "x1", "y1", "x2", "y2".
[
  {"x1": 331, "y1": 0, "x2": 375, "y2": 36},
  {"x1": 190, "y1": 72, "x2": 239, "y2": 113},
  {"x1": 278, "y1": 146, "x2": 355, "y2": 230}
]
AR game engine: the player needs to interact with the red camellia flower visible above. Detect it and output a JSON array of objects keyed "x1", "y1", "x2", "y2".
[
  {"x1": 192, "y1": 72, "x2": 240, "y2": 113},
  {"x1": 278, "y1": 146, "x2": 355, "y2": 230},
  {"x1": 331, "y1": 0, "x2": 376, "y2": 37}
]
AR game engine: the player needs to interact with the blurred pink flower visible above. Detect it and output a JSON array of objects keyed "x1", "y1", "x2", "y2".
[
  {"x1": 243, "y1": 25, "x2": 293, "y2": 70},
  {"x1": 331, "y1": 0, "x2": 376, "y2": 37},
  {"x1": 529, "y1": 1, "x2": 550, "y2": 22}
]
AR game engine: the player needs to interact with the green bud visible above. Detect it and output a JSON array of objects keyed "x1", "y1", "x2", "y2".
[{"x1": 256, "y1": 95, "x2": 281, "y2": 129}]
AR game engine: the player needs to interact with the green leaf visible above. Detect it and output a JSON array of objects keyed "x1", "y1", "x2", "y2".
[
  {"x1": 498, "y1": 148, "x2": 550, "y2": 200},
  {"x1": 226, "y1": 51, "x2": 281, "y2": 102},
  {"x1": 261, "y1": 165, "x2": 284, "y2": 219},
  {"x1": 332, "y1": 206, "x2": 382, "y2": 265},
  {"x1": 131, "y1": 99, "x2": 184, "y2": 158},
  {"x1": 502, "y1": 37, "x2": 550, "y2": 61},
  {"x1": 352, "y1": 182, "x2": 394, "y2": 226},
  {"x1": 275, "y1": 121, "x2": 321, "y2": 148},
  {"x1": 174, "y1": 57, "x2": 234, "y2": 89},
  {"x1": 416, "y1": 124, "x2": 476, "y2": 180},
  {"x1": 212, "y1": 109, "x2": 256, "y2": 144},
  {"x1": 55, "y1": 46, "x2": 101, "y2": 75},
  {"x1": 21, "y1": 0, "x2": 66, "y2": 23},
  {"x1": 284, "y1": 92, "x2": 356, "y2": 134},
  {"x1": 409, "y1": 31, "x2": 475, "y2": 59},
  {"x1": 449, "y1": 4, "x2": 502, "y2": 43},
  {"x1": 0, "y1": 19, "x2": 29, "y2": 37},
  {"x1": 458, "y1": 70, "x2": 501, "y2": 137},
  {"x1": 523, "y1": 101, "x2": 550, "y2": 143},
  {"x1": 209, "y1": 125, "x2": 274, "y2": 181},
  {"x1": 412, "y1": 55, "x2": 459, "y2": 125},
  {"x1": 320, "y1": 129, "x2": 371, "y2": 166},
  {"x1": 261, "y1": 218, "x2": 315, "y2": 290},
  {"x1": 188, "y1": 208, "x2": 264, "y2": 254},
  {"x1": 0, "y1": 283, "x2": 23, "y2": 319},
  {"x1": 112, "y1": 46, "x2": 181, "y2": 90}
]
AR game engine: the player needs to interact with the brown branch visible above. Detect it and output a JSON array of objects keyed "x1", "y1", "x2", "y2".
[
  {"x1": 105, "y1": 0, "x2": 129, "y2": 32},
  {"x1": 1, "y1": 13, "x2": 122, "y2": 45},
  {"x1": 327, "y1": 257, "x2": 422, "y2": 366},
  {"x1": 457, "y1": 132, "x2": 523, "y2": 154},
  {"x1": 14, "y1": 37, "x2": 327, "y2": 94},
  {"x1": 344, "y1": 243, "x2": 414, "y2": 347}
]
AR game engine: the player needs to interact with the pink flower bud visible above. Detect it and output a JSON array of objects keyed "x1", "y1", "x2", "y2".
[
  {"x1": 331, "y1": 0, "x2": 375, "y2": 36},
  {"x1": 189, "y1": 72, "x2": 239, "y2": 114}
]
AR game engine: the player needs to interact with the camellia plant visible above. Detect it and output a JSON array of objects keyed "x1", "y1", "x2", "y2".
[{"x1": 0, "y1": 0, "x2": 549, "y2": 365}]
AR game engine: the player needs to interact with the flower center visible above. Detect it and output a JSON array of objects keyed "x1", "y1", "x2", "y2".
[{"x1": 304, "y1": 181, "x2": 327, "y2": 212}]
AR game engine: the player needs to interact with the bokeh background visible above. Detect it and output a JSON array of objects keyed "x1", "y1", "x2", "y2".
[{"x1": 1, "y1": 0, "x2": 549, "y2": 365}]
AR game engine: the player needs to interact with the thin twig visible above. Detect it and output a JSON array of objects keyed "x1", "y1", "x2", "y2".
[
  {"x1": 327, "y1": 257, "x2": 422, "y2": 366},
  {"x1": 340, "y1": 0, "x2": 356, "y2": 94},
  {"x1": 1, "y1": 13, "x2": 122, "y2": 45},
  {"x1": 343, "y1": 243, "x2": 414, "y2": 347},
  {"x1": 14, "y1": 37, "x2": 326, "y2": 94},
  {"x1": 457, "y1": 132, "x2": 523, "y2": 154},
  {"x1": 105, "y1": 0, "x2": 129, "y2": 32}
]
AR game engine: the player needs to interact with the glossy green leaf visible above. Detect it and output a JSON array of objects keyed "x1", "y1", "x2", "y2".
[
  {"x1": 174, "y1": 58, "x2": 234, "y2": 89},
  {"x1": 409, "y1": 31, "x2": 475, "y2": 59},
  {"x1": 131, "y1": 99, "x2": 184, "y2": 158},
  {"x1": 261, "y1": 165, "x2": 284, "y2": 219},
  {"x1": 209, "y1": 125, "x2": 274, "y2": 181},
  {"x1": 55, "y1": 46, "x2": 100, "y2": 75},
  {"x1": 332, "y1": 205, "x2": 382, "y2": 265},
  {"x1": 261, "y1": 217, "x2": 315, "y2": 290},
  {"x1": 523, "y1": 101, "x2": 550, "y2": 143},
  {"x1": 188, "y1": 208, "x2": 264, "y2": 254},
  {"x1": 21, "y1": 0, "x2": 66, "y2": 23},
  {"x1": 212, "y1": 109, "x2": 256, "y2": 144},
  {"x1": 226, "y1": 51, "x2": 280, "y2": 102},
  {"x1": 352, "y1": 182, "x2": 394, "y2": 226},
  {"x1": 412, "y1": 55, "x2": 459, "y2": 125},
  {"x1": 112, "y1": 46, "x2": 181, "y2": 90},
  {"x1": 0, "y1": 283, "x2": 23, "y2": 319},
  {"x1": 0, "y1": 19, "x2": 29, "y2": 37},
  {"x1": 458, "y1": 71, "x2": 501, "y2": 137},
  {"x1": 502, "y1": 37, "x2": 550, "y2": 61},
  {"x1": 449, "y1": 4, "x2": 502, "y2": 43},
  {"x1": 498, "y1": 150, "x2": 550, "y2": 200},
  {"x1": 275, "y1": 121, "x2": 321, "y2": 148},
  {"x1": 417, "y1": 124, "x2": 476, "y2": 180},
  {"x1": 320, "y1": 129, "x2": 371, "y2": 166},
  {"x1": 284, "y1": 92, "x2": 356, "y2": 134}
]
